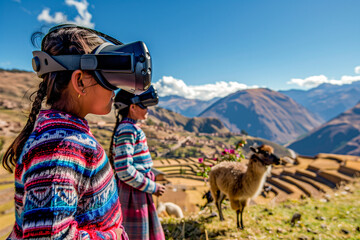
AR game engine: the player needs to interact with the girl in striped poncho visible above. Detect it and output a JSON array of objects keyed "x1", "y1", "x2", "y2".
[
  {"x1": 110, "y1": 89, "x2": 166, "y2": 240},
  {"x1": 2, "y1": 26, "x2": 128, "y2": 239}
]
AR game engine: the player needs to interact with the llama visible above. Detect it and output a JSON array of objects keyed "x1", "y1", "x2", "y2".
[
  {"x1": 209, "y1": 144, "x2": 280, "y2": 229},
  {"x1": 157, "y1": 202, "x2": 184, "y2": 218}
]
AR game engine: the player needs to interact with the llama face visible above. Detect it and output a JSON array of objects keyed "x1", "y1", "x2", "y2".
[{"x1": 250, "y1": 145, "x2": 281, "y2": 166}]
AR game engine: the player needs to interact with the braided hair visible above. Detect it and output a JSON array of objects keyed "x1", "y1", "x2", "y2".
[
  {"x1": 2, "y1": 27, "x2": 104, "y2": 173},
  {"x1": 108, "y1": 90, "x2": 135, "y2": 169}
]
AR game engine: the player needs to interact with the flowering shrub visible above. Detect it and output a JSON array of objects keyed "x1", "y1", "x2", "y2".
[
  {"x1": 217, "y1": 139, "x2": 246, "y2": 163},
  {"x1": 197, "y1": 140, "x2": 247, "y2": 182},
  {"x1": 196, "y1": 158, "x2": 211, "y2": 180}
]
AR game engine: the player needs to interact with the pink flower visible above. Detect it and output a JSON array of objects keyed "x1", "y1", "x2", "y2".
[
  {"x1": 210, "y1": 164, "x2": 214, "y2": 167},
  {"x1": 224, "y1": 149, "x2": 229, "y2": 153},
  {"x1": 236, "y1": 154, "x2": 240, "y2": 158},
  {"x1": 213, "y1": 157, "x2": 218, "y2": 161},
  {"x1": 198, "y1": 158, "x2": 204, "y2": 163},
  {"x1": 229, "y1": 149, "x2": 235, "y2": 154}
]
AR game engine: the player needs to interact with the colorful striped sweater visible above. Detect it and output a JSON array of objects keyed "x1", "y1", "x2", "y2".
[
  {"x1": 8, "y1": 109, "x2": 124, "y2": 239},
  {"x1": 112, "y1": 118, "x2": 157, "y2": 194}
]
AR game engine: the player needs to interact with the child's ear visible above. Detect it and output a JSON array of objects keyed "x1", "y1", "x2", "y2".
[{"x1": 71, "y1": 70, "x2": 85, "y2": 96}]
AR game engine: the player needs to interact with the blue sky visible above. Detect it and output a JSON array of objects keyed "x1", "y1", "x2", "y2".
[{"x1": 2, "y1": 0, "x2": 360, "y2": 100}]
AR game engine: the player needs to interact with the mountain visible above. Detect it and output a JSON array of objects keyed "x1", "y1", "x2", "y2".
[
  {"x1": 287, "y1": 101, "x2": 360, "y2": 156},
  {"x1": 199, "y1": 88, "x2": 322, "y2": 144},
  {"x1": 280, "y1": 82, "x2": 360, "y2": 122},
  {"x1": 158, "y1": 95, "x2": 219, "y2": 117},
  {"x1": 148, "y1": 107, "x2": 230, "y2": 134}
]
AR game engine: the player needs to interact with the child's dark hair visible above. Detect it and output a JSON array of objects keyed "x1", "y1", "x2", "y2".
[
  {"x1": 2, "y1": 27, "x2": 104, "y2": 172},
  {"x1": 109, "y1": 90, "x2": 135, "y2": 169}
]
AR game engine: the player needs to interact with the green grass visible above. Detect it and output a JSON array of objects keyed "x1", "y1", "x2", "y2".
[{"x1": 161, "y1": 181, "x2": 360, "y2": 239}]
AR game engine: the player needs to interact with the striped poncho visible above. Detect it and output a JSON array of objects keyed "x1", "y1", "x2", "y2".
[
  {"x1": 113, "y1": 118, "x2": 157, "y2": 194},
  {"x1": 113, "y1": 118, "x2": 165, "y2": 240},
  {"x1": 8, "y1": 109, "x2": 126, "y2": 239}
]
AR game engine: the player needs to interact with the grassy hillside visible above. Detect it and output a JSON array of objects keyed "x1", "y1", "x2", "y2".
[{"x1": 161, "y1": 182, "x2": 360, "y2": 240}]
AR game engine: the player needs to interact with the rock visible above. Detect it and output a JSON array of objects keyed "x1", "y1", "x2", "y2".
[
  {"x1": 306, "y1": 228, "x2": 317, "y2": 234},
  {"x1": 298, "y1": 236, "x2": 308, "y2": 240},
  {"x1": 341, "y1": 229, "x2": 349, "y2": 234},
  {"x1": 291, "y1": 213, "x2": 301, "y2": 226},
  {"x1": 315, "y1": 216, "x2": 326, "y2": 221}
]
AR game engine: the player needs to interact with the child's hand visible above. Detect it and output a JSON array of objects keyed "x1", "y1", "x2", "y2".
[
  {"x1": 154, "y1": 184, "x2": 166, "y2": 196},
  {"x1": 115, "y1": 228, "x2": 123, "y2": 239}
]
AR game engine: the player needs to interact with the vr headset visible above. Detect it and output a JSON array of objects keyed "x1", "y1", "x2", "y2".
[
  {"x1": 31, "y1": 24, "x2": 152, "y2": 94},
  {"x1": 114, "y1": 85, "x2": 159, "y2": 110}
]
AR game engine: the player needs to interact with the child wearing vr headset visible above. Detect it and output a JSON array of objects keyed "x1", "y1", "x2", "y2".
[
  {"x1": 2, "y1": 23, "x2": 153, "y2": 239},
  {"x1": 109, "y1": 86, "x2": 166, "y2": 240}
]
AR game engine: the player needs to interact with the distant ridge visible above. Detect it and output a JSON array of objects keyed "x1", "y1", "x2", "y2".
[
  {"x1": 287, "y1": 101, "x2": 360, "y2": 156},
  {"x1": 148, "y1": 107, "x2": 230, "y2": 134},
  {"x1": 158, "y1": 95, "x2": 219, "y2": 117},
  {"x1": 199, "y1": 88, "x2": 322, "y2": 144},
  {"x1": 0, "y1": 68, "x2": 31, "y2": 73},
  {"x1": 280, "y1": 82, "x2": 360, "y2": 122}
]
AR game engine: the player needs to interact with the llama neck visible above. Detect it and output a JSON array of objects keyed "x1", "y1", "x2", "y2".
[{"x1": 240, "y1": 162, "x2": 271, "y2": 198}]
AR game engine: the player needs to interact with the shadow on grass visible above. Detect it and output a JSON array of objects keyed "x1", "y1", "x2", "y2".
[{"x1": 162, "y1": 218, "x2": 226, "y2": 240}]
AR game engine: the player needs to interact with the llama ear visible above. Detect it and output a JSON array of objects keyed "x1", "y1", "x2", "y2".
[{"x1": 250, "y1": 146, "x2": 257, "y2": 153}]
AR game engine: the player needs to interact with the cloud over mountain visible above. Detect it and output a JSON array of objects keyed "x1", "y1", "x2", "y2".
[
  {"x1": 154, "y1": 76, "x2": 258, "y2": 101},
  {"x1": 287, "y1": 66, "x2": 360, "y2": 88}
]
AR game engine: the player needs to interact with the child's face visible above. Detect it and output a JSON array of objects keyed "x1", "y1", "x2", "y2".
[
  {"x1": 129, "y1": 104, "x2": 148, "y2": 120},
  {"x1": 83, "y1": 73, "x2": 114, "y2": 115}
]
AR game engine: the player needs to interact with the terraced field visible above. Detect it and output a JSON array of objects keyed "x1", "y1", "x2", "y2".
[{"x1": 154, "y1": 153, "x2": 360, "y2": 211}]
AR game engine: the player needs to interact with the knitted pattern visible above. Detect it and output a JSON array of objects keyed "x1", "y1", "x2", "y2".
[
  {"x1": 8, "y1": 109, "x2": 123, "y2": 239},
  {"x1": 112, "y1": 118, "x2": 157, "y2": 194}
]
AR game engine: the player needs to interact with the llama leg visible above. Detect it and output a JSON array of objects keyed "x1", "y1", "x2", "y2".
[
  {"x1": 219, "y1": 192, "x2": 226, "y2": 221},
  {"x1": 236, "y1": 209, "x2": 241, "y2": 229},
  {"x1": 239, "y1": 200, "x2": 247, "y2": 229},
  {"x1": 230, "y1": 200, "x2": 242, "y2": 229},
  {"x1": 215, "y1": 190, "x2": 225, "y2": 221}
]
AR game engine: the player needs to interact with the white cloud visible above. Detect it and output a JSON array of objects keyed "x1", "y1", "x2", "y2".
[
  {"x1": 38, "y1": 8, "x2": 68, "y2": 24},
  {"x1": 287, "y1": 74, "x2": 360, "y2": 88},
  {"x1": 355, "y1": 66, "x2": 360, "y2": 74},
  {"x1": 37, "y1": 0, "x2": 94, "y2": 28},
  {"x1": 153, "y1": 76, "x2": 258, "y2": 100}
]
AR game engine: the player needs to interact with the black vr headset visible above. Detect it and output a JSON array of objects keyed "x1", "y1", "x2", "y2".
[
  {"x1": 114, "y1": 85, "x2": 159, "y2": 110},
  {"x1": 32, "y1": 24, "x2": 152, "y2": 94}
]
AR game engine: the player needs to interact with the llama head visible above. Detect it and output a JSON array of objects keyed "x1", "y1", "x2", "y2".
[{"x1": 250, "y1": 144, "x2": 280, "y2": 166}]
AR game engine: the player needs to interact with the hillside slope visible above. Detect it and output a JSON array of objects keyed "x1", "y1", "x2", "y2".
[
  {"x1": 148, "y1": 107, "x2": 230, "y2": 134},
  {"x1": 199, "y1": 88, "x2": 322, "y2": 144},
  {"x1": 158, "y1": 95, "x2": 219, "y2": 117},
  {"x1": 288, "y1": 102, "x2": 360, "y2": 156},
  {"x1": 280, "y1": 82, "x2": 360, "y2": 122}
]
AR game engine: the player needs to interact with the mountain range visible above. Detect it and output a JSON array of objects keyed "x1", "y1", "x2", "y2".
[
  {"x1": 2, "y1": 70, "x2": 360, "y2": 156},
  {"x1": 148, "y1": 107, "x2": 230, "y2": 134},
  {"x1": 287, "y1": 101, "x2": 360, "y2": 156},
  {"x1": 280, "y1": 82, "x2": 360, "y2": 122},
  {"x1": 198, "y1": 88, "x2": 322, "y2": 144},
  {"x1": 158, "y1": 95, "x2": 219, "y2": 117}
]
